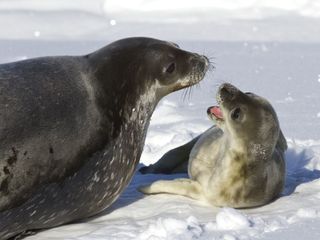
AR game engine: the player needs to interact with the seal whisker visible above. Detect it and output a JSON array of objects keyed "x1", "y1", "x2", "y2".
[
  {"x1": 188, "y1": 86, "x2": 193, "y2": 101},
  {"x1": 206, "y1": 54, "x2": 216, "y2": 73},
  {"x1": 208, "y1": 60, "x2": 215, "y2": 72},
  {"x1": 188, "y1": 87, "x2": 191, "y2": 100},
  {"x1": 204, "y1": 52, "x2": 215, "y2": 71},
  {"x1": 185, "y1": 87, "x2": 189, "y2": 101},
  {"x1": 181, "y1": 86, "x2": 193, "y2": 102},
  {"x1": 181, "y1": 89, "x2": 187, "y2": 101}
]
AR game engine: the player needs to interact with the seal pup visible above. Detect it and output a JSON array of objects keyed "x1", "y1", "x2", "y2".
[
  {"x1": 0, "y1": 37, "x2": 209, "y2": 239},
  {"x1": 139, "y1": 83, "x2": 287, "y2": 208}
]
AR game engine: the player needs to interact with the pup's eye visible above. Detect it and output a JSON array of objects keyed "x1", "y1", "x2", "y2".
[
  {"x1": 165, "y1": 63, "x2": 175, "y2": 74},
  {"x1": 231, "y1": 108, "x2": 241, "y2": 120}
]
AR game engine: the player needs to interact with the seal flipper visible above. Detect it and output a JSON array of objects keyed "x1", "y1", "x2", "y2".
[
  {"x1": 12, "y1": 230, "x2": 37, "y2": 240},
  {"x1": 139, "y1": 178, "x2": 203, "y2": 200},
  {"x1": 139, "y1": 135, "x2": 201, "y2": 174}
]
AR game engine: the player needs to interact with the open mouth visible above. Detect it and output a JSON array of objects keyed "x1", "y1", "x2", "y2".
[{"x1": 207, "y1": 105, "x2": 224, "y2": 121}]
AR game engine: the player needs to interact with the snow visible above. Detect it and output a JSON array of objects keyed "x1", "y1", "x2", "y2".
[
  {"x1": 215, "y1": 208, "x2": 252, "y2": 230},
  {"x1": 0, "y1": 0, "x2": 320, "y2": 239}
]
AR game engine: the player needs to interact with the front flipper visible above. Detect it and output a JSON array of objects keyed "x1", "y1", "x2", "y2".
[
  {"x1": 139, "y1": 135, "x2": 201, "y2": 174},
  {"x1": 13, "y1": 230, "x2": 37, "y2": 240},
  {"x1": 139, "y1": 178, "x2": 203, "y2": 201}
]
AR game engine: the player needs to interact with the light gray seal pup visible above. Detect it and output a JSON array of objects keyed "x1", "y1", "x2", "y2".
[
  {"x1": 140, "y1": 83, "x2": 287, "y2": 208},
  {"x1": 0, "y1": 37, "x2": 209, "y2": 239}
]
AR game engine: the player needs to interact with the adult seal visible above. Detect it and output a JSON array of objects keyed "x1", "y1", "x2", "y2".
[
  {"x1": 140, "y1": 83, "x2": 287, "y2": 208},
  {"x1": 0, "y1": 37, "x2": 209, "y2": 239}
]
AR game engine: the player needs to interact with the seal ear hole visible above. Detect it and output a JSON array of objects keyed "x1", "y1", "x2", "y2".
[
  {"x1": 231, "y1": 107, "x2": 241, "y2": 121},
  {"x1": 165, "y1": 62, "x2": 176, "y2": 74}
]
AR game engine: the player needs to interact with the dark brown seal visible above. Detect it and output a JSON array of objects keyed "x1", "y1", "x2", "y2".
[{"x1": 0, "y1": 37, "x2": 209, "y2": 239}]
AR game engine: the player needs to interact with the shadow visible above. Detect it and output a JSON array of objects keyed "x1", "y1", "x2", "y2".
[
  {"x1": 282, "y1": 146, "x2": 320, "y2": 196},
  {"x1": 80, "y1": 163, "x2": 187, "y2": 222}
]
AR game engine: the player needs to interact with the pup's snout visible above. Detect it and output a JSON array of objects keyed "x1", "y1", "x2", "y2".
[{"x1": 219, "y1": 83, "x2": 238, "y2": 101}]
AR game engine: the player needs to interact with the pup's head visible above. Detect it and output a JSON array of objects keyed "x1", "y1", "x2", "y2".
[{"x1": 207, "y1": 83, "x2": 280, "y2": 148}]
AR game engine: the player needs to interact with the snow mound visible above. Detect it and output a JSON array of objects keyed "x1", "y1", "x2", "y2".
[
  {"x1": 216, "y1": 208, "x2": 252, "y2": 230},
  {"x1": 138, "y1": 216, "x2": 202, "y2": 240},
  {"x1": 296, "y1": 208, "x2": 319, "y2": 218}
]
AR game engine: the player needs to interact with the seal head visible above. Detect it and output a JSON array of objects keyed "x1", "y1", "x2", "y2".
[{"x1": 208, "y1": 83, "x2": 281, "y2": 151}]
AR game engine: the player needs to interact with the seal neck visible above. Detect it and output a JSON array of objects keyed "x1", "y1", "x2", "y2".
[
  {"x1": 95, "y1": 77, "x2": 159, "y2": 140},
  {"x1": 223, "y1": 131, "x2": 274, "y2": 163}
]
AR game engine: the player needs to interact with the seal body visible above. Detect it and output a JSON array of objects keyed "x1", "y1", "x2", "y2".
[
  {"x1": 0, "y1": 37, "x2": 209, "y2": 239},
  {"x1": 140, "y1": 83, "x2": 287, "y2": 208}
]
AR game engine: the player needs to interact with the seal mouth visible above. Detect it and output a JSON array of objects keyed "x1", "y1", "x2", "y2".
[
  {"x1": 207, "y1": 83, "x2": 238, "y2": 123},
  {"x1": 207, "y1": 105, "x2": 224, "y2": 122}
]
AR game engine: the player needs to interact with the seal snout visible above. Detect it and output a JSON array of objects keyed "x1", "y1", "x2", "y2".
[
  {"x1": 190, "y1": 53, "x2": 209, "y2": 73},
  {"x1": 200, "y1": 55, "x2": 210, "y2": 68},
  {"x1": 181, "y1": 53, "x2": 209, "y2": 87},
  {"x1": 199, "y1": 55, "x2": 210, "y2": 72},
  {"x1": 218, "y1": 83, "x2": 238, "y2": 102}
]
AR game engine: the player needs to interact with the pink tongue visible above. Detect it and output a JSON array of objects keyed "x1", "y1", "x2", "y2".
[{"x1": 210, "y1": 106, "x2": 223, "y2": 119}]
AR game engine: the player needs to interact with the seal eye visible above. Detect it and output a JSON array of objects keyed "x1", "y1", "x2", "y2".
[
  {"x1": 165, "y1": 63, "x2": 176, "y2": 74},
  {"x1": 231, "y1": 108, "x2": 241, "y2": 121}
]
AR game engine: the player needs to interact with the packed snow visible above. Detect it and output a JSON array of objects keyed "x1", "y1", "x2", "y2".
[{"x1": 0, "y1": 0, "x2": 320, "y2": 239}]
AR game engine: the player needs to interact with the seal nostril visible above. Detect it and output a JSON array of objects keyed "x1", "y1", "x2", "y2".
[
  {"x1": 203, "y1": 56, "x2": 209, "y2": 67},
  {"x1": 220, "y1": 85, "x2": 234, "y2": 100},
  {"x1": 220, "y1": 85, "x2": 229, "y2": 94}
]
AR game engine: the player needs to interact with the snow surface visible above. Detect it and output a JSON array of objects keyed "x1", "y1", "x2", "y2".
[{"x1": 0, "y1": 0, "x2": 320, "y2": 239}]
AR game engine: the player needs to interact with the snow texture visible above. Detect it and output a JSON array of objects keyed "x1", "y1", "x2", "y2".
[{"x1": 0, "y1": 0, "x2": 319, "y2": 239}]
